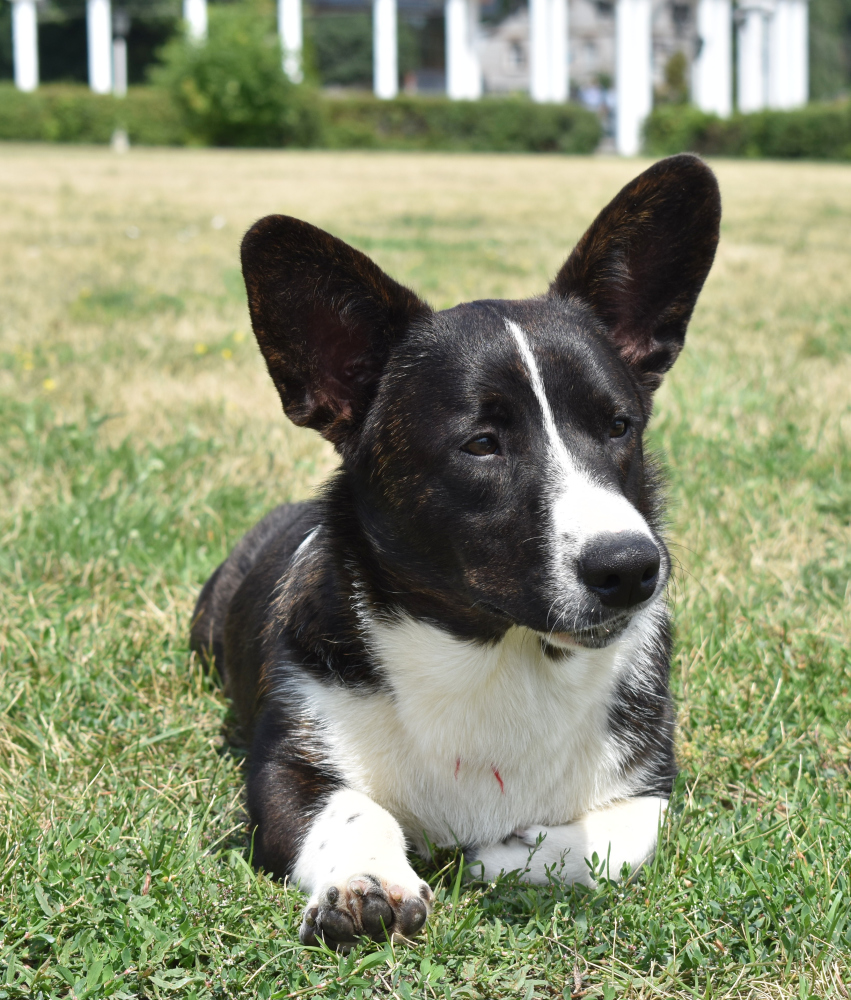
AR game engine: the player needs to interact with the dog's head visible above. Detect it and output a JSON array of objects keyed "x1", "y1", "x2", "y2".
[{"x1": 242, "y1": 154, "x2": 721, "y2": 648}]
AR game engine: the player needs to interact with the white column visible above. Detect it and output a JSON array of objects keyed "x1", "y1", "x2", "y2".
[
  {"x1": 768, "y1": 0, "x2": 807, "y2": 108},
  {"x1": 11, "y1": 0, "x2": 39, "y2": 92},
  {"x1": 87, "y1": 0, "x2": 112, "y2": 94},
  {"x1": 767, "y1": 0, "x2": 788, "y2": 107},
  {"x1": 446, "y1": 0, "x2": 465, "y2": 98},
  {"x1": 529, "y1": 0, "x2": 549, "y2": 101},
  {"x1": 183, "y1": 0, "x2": 207, "y2": 43},
  {"x1": 112, "y1": 36, "x2": 127, "y2": 96},
  {"x1": 692, "y1": 0, "x2": 732, "y2": 116},
  {"x1": 787, "y1": 0, "x2": 808, "y2": 106},
  {"x1": 531, "y1": 0, "x2": 568, "y2": 102},
  {"x1": 279, "y1": 0, "x2": 303, "y2": 82},
  {"x1": 446, "y1": 0, "x2": 481, "y2": 99},
  {"x1": 615, "y1": 0, "x2": 652, "y2": 155},
  {"x1": 465, "y1": 0, "x2": 482, "y2": 98},
  {"x1": 373, "y1": 0, "x2": 398, "y2": 98},
  {"x1": 737, "y1": 2, "x2": 772, "y2": 112},
  {"x1": 547, "y1": 0, "x2": 569, "y2": 102}
]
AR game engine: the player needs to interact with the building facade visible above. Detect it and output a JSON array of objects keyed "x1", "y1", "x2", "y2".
[{"x1": 479, "y1": 0, "x2": 697, "y2": 97}]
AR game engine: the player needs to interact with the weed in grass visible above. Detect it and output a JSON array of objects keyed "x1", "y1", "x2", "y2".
[{"x1": 0, "y1": 147, "x2": 849, "y2": 998}]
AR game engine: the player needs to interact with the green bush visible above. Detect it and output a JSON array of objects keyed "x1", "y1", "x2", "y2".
[
  {"x1": 308, "y1": 13, "x2": 419, "y2": 89},
  {"x1": 0, "y1": 83, "x2": 600, "y2": 154},
  {"x1": 151, "y1": 2, "x2": 323, "y2": 147},
  {"x1": 0, "y1": 83, "x2": 185, "y2": 144},
  {"x1": 645, "y1": 100, "x2": 851, "y2": 160},
  {"x1": 323, "y1": 94, "x2": 602, "y2": 153}
]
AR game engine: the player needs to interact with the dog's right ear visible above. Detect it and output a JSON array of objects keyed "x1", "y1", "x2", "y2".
[
  {"x1": 551, "y1": 154, "x2": 721, "y2": 391},
  {"x1": 241, "y1": 215, "x2": 431, "y2": 448}
]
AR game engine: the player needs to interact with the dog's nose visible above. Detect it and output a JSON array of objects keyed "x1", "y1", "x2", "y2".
[{"x1": 577, "y1": 534, "x2": 661, "y2": 609}]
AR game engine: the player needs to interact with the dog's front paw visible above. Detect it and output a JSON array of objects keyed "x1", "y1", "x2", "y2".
[{"x1": 299, "y1": 873, "x2": 434, "y2": 948}]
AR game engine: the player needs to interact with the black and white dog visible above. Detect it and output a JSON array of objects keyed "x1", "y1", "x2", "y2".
[{"x1": 191, "y1": 154, "x2": 721, "y2": 948}]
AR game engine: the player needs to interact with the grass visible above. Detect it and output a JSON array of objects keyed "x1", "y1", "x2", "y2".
[{"x1": 0, "y1": 145, "x2": 849, "y2": 999}]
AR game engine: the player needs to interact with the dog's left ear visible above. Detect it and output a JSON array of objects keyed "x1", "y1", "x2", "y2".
[
  {"x1": 241, "y1": 215, "x2": 431, "y2": 449},
  {"x1": 551, "y1": 154, "x2": 721, "y2": 389}
]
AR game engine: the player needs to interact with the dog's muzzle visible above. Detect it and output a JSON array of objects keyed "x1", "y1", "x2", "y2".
[{"x1": 577, "y1": 533, "x2": 661, "y2": 610}]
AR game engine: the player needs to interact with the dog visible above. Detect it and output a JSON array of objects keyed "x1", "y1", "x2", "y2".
[{"x1": 191, "y1": 153, "x2": 721, "y2": 948}]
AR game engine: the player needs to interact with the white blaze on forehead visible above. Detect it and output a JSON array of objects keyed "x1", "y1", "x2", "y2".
[
  {"x1": 506, "y1": 318, "x2": 572, "y2": 470},
  {"x1": 504, "y1": 318, "x2": 653, "y2": 545}
]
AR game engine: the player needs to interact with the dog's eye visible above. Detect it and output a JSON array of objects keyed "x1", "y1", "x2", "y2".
[
  {"x1": 462, "y1": 435, "x2": 500, "y2": 456},
  {"x1": 609, "y1": 417, "x2": 630, "y2": 438}
]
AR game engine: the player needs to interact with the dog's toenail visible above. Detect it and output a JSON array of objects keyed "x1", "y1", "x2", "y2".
[
  {"x1": 326, "y1": 886, "x2": 339, "y2": 903},
  {"x1": 352, "y1": 883, "x2": 364, "y2": 896},
  {"x1": 306, "y1": 914, "x2": 315, "y2": 926}
]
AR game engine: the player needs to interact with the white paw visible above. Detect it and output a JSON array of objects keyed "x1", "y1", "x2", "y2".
[
  {"x1": 469, "y1": 830, "x2": 544, "y2": 880},
  {"x1": 470, "y1": 825, "x2": 594, "y2": 886},
  {"x1": 510, "y1": 825, "x2": 549, "y2": 848},
  {"x1": 299, "y1": 871, "x2": 434, "y2": 948}
]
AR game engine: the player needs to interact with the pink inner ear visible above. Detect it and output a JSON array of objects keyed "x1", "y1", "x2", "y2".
[
  {"x1": 308, "y1": 382, "x2": 354, "y2": 423},
  {"x1": 610, "y1": 315, "x2": 657, "y2": 362},
  {"x1": 302, "y1": 307, "x2": 378, "y2": 426}
]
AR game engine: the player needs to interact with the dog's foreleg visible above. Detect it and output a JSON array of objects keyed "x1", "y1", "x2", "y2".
[
  {"x1": 247, "y1": 709, "x2": 434, "y2": 947},
  {"x1": 294, "y1": 789, "x2": 434, "y2": 947},
  {"x1": 470, "y1": 795, "x2": 667, "y2": 886}
]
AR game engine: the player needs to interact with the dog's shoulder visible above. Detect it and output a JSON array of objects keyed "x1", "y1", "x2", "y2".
[{"x1": 192, "y1": 502, "x2": 320, "y2": 722}]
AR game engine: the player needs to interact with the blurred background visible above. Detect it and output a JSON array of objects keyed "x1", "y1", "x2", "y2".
[{"x1": 1, "y1": 0, "x2": 851, "y2": 158}]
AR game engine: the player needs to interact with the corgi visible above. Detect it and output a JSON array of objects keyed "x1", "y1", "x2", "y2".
[{"x1": 191, "y1": 154, "x2": 721, "y2": 947}]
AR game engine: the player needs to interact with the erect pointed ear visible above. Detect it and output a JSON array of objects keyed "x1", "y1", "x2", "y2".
[
  {"x1": 551, "y1": 154, "x2": 721, "y2": 390},
  {"x1": 241, "y1": 215, "x2": 431, "y2": 447}
]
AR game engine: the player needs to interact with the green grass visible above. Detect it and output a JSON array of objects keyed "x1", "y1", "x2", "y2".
[{"x1": 0, "y1": 147, "x2": 849, "y2": 998}]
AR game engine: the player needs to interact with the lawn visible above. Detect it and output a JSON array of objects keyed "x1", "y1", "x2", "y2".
[{"x1": 0, "y1": 145, "x2": 849, "y2": 999}]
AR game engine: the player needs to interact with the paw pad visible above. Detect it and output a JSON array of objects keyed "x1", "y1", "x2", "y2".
[{"x1": 299, "y1": 875, "x2": 433, "y2": 948}]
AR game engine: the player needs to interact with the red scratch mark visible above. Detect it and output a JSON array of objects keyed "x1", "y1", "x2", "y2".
[
  {"x1": 454, "y1": 758, "x2": 461, "y2": 779},
  {"x1": 492, "y1": 766, "x2": 504, "y2": 794}
]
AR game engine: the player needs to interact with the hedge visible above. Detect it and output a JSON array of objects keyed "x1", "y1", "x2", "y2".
[
  {"x1": 644, "y1": 100, "x2": 851, "y2": 160},
  {"x1": 0, "y1": 84, "x2": 185, "y2": 145},
  {"x1": 0, "y1": 83, "x2": 602, "y2": 154},
  {"x1": 7, "y1": 83, "x2": 851, "y2": 161},
  {"x1": 321, "y1": 94, "x2": 602, "y2": 153}
]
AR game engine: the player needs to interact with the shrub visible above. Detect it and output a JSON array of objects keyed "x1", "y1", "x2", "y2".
[
  {"x1": 0, "y1": 83, "x2": 184, "y2": 145},
  {"x1": 323, "y1": 94, "x2": 602, "y2": 153},
  {"x1": 308, "y1": 13, "x2": 419, "y2": 89},
  {"x1": 310, "y1": 13, "x2": 374, "y2": 88},
  {"x1": 655, "y1": 51, "x2": 690, "y2": 106},
  {"x1": 0, "y1": 84, "x2": 600, "y2": 154},
  {"x1": 644, "y1": 100, "x2": 851, "y2": 160},
  {"x1": 151, "y1": 3, "x2": 323, "y2": 147}
]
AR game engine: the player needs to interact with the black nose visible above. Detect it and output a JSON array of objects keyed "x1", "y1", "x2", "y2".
[{"x1": 577, "y1": 534, "x2": 661, "y2": 609}]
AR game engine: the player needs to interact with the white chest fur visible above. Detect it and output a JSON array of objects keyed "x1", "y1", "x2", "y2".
[{"x1": 289, "y1": 613, "x2": 657, "y2": 851}]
